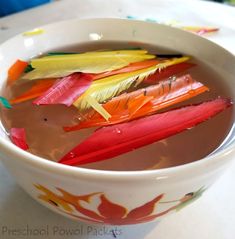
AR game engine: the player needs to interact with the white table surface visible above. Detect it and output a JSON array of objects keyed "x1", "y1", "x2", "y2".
[{"x1": 0, "y1": 0, "x2": 235, "y2": 238}]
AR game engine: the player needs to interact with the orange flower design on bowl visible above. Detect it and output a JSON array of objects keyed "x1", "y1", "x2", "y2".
[{"x1": 35, "y1": 184, "x2": 205, "y2": 225}]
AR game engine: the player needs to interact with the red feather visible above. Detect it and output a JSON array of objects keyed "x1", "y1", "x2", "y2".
[
  {"x1": 9, "y1": 128, "x2": 29, "y2": 150},
  {"x1": 33, "y1": 73, "x2": 93, "y2": 106},
  {"x1": 144, "y1": 62, "x2": 196, "y2": 84},
  {"x1": 59, "y1": 98, "x2": 232, "y2": 166}
]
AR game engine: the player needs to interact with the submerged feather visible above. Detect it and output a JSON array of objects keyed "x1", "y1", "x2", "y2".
[
  {"x1": 10, "y1": 79, "x2": 56, "y2": 104},
  {"x1": 23, "y1": 50, "x2": 156, "y2": 80},
  {"x1": 64, "y1": 74, "x2": 208, "y2": 131},
  {"x1": 33, "y1": 73, "x2": 93, "y2": 106},
  {"x1": 60, "y1": 98, "x2": 232, "y2": 166},
  {"x1": 74, "y1": 65, "x2": 158, "y2": 111},
  {"x1": 86, "y1": 95, "x2": 111, "y2": 120},
  {"x1": 9, "y1": 128, "x2": 29, "y2": 150},
  {"x1": 0, "y1": 96, "x2": 12, "y2": 109},
  {"x1": 73, "y1": 57, "x2": 190, "y2": 111}
]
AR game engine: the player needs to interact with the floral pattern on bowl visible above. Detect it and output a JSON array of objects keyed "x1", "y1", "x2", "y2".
[{"x1": 35, "y1": 184, "x2": 206, "y2": 225}]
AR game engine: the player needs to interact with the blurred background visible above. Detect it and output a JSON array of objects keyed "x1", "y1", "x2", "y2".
[
  {"x1": 0, "y1": 0, "x2": 52, "y2": 17},
  {"x1": 0, "y1": 0, "x2": 234, "y2": 17}
]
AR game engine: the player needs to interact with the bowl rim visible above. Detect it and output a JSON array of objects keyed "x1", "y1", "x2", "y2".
[{"x1": 0, "y1": 17, "x2": 234, "y2": 181}]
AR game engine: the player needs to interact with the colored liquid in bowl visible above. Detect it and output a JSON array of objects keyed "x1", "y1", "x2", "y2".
[{"x1": 0, "y1": 41, "x2": 233, "y2": 171}]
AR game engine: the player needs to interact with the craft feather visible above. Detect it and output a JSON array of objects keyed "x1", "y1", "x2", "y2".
[
  {"x1": 73, "y1": 57, "x2": 190, "y2": 112},
  {"x1": 60, "y1": 98, "x2": 232, "y2": 166},
  {"x1": 22, "y1": 50, "x2": 156, "y2": 80},
  {"x1": 64, "y1": 74, "x2": 208, "y2": 131}
]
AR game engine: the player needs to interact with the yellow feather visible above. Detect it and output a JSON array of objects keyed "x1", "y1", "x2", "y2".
[
  {"x1": 85, "y1": 95, "x2": 111, "y2": 120},
  {"x1": 74, "y1": 57, "x2": 190, "y2": 111},
  {"x1": 23, "y1": 50, "x2": 156, "y2": 80},
  {"x1": 41, "y1": 50, "x2": 149, "y2": 59}
]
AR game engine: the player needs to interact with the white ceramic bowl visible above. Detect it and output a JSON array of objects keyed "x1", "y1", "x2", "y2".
[{"x1": 0, "y1": 18, "x2": 235, "y2": 225}]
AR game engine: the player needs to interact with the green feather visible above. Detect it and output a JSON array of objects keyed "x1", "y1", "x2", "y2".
[{"x1": 0, "y1": 97, "x2": 12, "y2": 109}]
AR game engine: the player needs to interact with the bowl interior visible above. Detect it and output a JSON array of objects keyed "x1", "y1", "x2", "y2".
[{"x1": 0, "y1": 18, "x2": 235, "y2": 174}]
